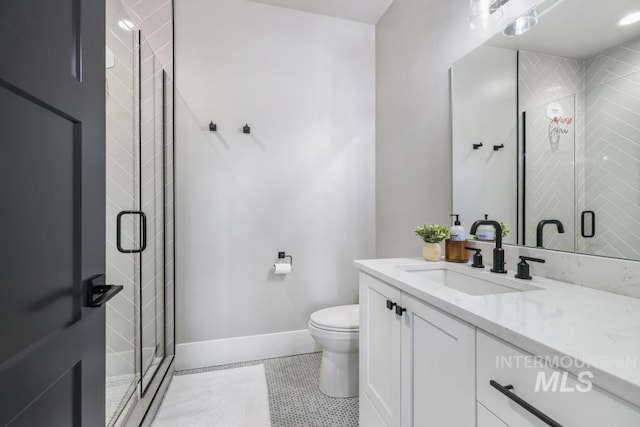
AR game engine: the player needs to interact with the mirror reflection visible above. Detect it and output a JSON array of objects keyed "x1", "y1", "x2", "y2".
[{"x1": 452, "y1": 0, "x2": 640, "y2": 261}]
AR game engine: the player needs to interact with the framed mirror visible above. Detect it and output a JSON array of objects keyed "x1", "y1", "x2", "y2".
[{"x1": 452, "y1": 0, "x2": 640, "y2": 261}]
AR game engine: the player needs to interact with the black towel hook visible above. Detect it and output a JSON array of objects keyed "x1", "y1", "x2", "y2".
[
  {"x1": 493, "y1": 144, "x2": 504, "y2": 151},
  {"x1": 209, "y1": 121, "x2": 217, "y2": 132},
  {"x1": 243, "y1": 124, "x2": 251, "y2": 134}
]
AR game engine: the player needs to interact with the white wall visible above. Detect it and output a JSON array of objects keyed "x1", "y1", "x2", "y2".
[
  {"x1": 175, "y1": 0, "x2": 375, "y2": 355},
  {"x1": 375, "y1": 0, "x2": 541, "y2": 257}
]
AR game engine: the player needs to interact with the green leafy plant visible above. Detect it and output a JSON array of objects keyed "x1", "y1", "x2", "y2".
[
  {"x1": 500, "y1": 222, "x2": 512, "y2": 239},
  {"x1": 414, "y1": 224, "x2": 450, "y2": 243}
]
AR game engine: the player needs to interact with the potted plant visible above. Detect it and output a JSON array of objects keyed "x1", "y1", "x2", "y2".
[
  {"x1": 414, "y1": 224, "x2": 450, "y2": 261},
  {"x1": 500, "y1": 222, "x2": 512, "y2": 239}
]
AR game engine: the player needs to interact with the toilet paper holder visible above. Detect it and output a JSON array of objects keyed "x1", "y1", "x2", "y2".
[{"x1": 278, "y1": 251, "x2": 293, "y2": 266}]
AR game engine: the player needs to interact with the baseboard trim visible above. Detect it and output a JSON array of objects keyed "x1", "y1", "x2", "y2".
[{"x1": 175, "y1": 329, "x2": 319, "y2": 371}]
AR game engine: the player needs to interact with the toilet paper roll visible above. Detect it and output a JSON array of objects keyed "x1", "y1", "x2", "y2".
[{"x1": 273, "y1": 263, "x2": 292, "y2": 275}]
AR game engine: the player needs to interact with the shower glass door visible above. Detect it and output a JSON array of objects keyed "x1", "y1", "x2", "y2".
[
  {"x1": 140, "y1": 34, "x2": 166, "y2": 391},
  {"x1": 105, "y1": 2, "x2": 174, "y2": 423},
  {"x1": 105, "y1": 1, "x2": 139, "y2": 424},
  {"x1": 523, "y1": 93, "x2": 576, "y2": 251}
]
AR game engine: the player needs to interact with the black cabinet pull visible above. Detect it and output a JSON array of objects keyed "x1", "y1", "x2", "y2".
[
  {"x1": 85, "y1": 274, "x2": 124, "y2": 308},
  {"x1": 116, "y1": 210, "x2": 147, "y2": 253},
  {"x1": 386, "y1": 300, "x2": 396, "y2": 310},
  {"x1": 580, "y1": 210, "x2": 595, "y2": 238},
  {"x1": 395, "y1": 305, "x2": 406, "y2": 316},
  {"x1": 490, "y1": 380, "x2": 563, "y2": 427}
]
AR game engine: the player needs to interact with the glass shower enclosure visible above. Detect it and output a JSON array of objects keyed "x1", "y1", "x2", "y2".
[{"x1": 105, "y1": 1, "x2": 175, "y2": 425}]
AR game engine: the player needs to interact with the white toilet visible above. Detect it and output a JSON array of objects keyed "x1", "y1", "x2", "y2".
[{"x1": 308, "y1": 304, "x2": 359, "y2": 398}]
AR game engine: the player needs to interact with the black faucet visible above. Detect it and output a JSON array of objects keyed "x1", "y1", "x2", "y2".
[
  {"x1": 469, "y1": 220, "x2": 507, "y2": 274},
  {"x1": 536, "y1": 219, "x2": 565, "y2": 248}
]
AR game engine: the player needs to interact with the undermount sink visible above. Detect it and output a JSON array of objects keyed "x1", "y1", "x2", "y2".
[{"x1": 399, "y1": 267, "x2": 542, "y2": 296}]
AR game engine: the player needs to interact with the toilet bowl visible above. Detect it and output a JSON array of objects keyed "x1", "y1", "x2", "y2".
[{"x1": 308, "y1": 304, "x2": 359, "y2": 398}]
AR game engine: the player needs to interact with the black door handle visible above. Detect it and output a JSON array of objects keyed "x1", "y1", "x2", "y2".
[
  {"x1": 580, "y1": 210, "x2": 595, "y2": 238},
  {"x1": 395, "y1": 305, "x2": 406, "y2": 316},
  {"x1": 85, "y1": 274, "x2": 124, "y2": 307},
  {"x1": 116, "y1": 210, "x2": 147, "y2": 253},
  {"x1": 386, "y1": 300, "x2": 397, "y2": 310},
  {"x1": 490, "y1": 380, "x2": 563, "y2": 426}
]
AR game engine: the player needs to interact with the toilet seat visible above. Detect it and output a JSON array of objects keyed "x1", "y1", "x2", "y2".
[
  {"x1": 309, "y1": 304, "x2": 359, "y2": 332},
  {"x1": 309, "y1": 322, "x2": 357, "y2": 333}
]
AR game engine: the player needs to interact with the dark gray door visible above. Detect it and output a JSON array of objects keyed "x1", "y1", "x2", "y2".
[{"x1": 0, "y1": 0, "x2": 107, "y2": 425}]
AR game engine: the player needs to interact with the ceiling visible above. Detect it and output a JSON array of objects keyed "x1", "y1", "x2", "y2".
[
  {"x1": 487, "y1": 0, "x2": 640, "y2": 60},
  {"x1": 245, "y1": 0, "x2": 394, "y2": 25}
]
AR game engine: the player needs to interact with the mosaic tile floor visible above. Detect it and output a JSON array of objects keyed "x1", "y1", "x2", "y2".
[
  {"x1": 105, "y1": 374, "x2": 136, "y2": 426},
  {"x1": 176, "y1": 352, "x2": 359, "y2": 427}
]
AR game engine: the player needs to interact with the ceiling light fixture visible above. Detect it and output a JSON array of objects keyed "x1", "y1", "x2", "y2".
[
  {"x1": 503, "y1": 6, "x2": 538, "y2": 37},
  {"x1": 118, "y1": 19, "x2": 135, "y2": 31},
  {"x1": 470, "y1": 0, "x2": 505, "y2": 29},
  {"x1": 618, "y1": 11, "x2": 640, "y2": 26}
]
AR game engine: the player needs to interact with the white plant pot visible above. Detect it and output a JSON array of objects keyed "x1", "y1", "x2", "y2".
[{"x1": 422, "y1": 242, "x2": 442, "y2": 262}]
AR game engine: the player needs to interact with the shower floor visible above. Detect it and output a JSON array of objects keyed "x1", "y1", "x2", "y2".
[{"x1": 106, "y1": 374, "x2": 136, "y2": 426}]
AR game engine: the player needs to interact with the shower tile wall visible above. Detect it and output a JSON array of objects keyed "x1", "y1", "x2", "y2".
[
  {"x1": 122, "y1": 0, "x2": 173, "y2": 79},
  {"x1": 519, "y1": 50, "x2": 584, "y2": 251},
  {"x1": 106, "y1": 0, "x2": 138, "y2": 381},
  {"x1": 582, "y1": 37, "x2": 640, "y2": 260}
]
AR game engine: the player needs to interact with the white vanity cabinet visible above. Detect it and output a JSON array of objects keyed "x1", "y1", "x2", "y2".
[
  {"x1": 359, "y1": 268, "x2": 640, "y2": 427},
  {"x1": 359, "y1": 273, "x2": 476, "y2": 427}
]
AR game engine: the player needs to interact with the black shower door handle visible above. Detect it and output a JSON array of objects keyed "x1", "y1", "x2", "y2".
[
  {"x1": 580, "y1": 210, "x2": 595, "y2": 238},
  {"x1": 116, "y1": 210, "x2": 147, "y2": 253}
]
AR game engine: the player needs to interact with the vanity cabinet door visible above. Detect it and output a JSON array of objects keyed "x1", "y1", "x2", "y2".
[
  {"x1": 400, "y1": 294, "x2": 476, "y2": 427},
  {"x1": 359, "y1": 273, "x2": 402, "y2": 427}
]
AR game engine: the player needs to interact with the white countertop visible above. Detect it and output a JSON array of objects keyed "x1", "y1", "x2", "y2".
[{"x1": 354, "y1": 257, "x2": 640, "y2": 406}]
